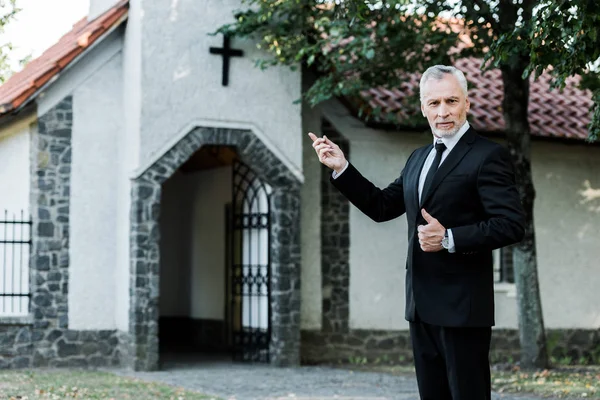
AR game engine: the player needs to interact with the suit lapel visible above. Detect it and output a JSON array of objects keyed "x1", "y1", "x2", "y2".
[
  {"x1": 408, "y1": 145, "x2": 432, "y2": 211},
  {"x1": 420, "y1": 127, "x2": 477, "y2": 207}
]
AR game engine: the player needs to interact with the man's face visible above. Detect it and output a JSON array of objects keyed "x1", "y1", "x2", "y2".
[{"x1": 420, "y1": 74, "x2": 470, "y2": 138}]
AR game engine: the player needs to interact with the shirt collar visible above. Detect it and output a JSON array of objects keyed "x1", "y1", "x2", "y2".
[{"x1": 432, "y1": 121, "x2": 470, "y2": 152}]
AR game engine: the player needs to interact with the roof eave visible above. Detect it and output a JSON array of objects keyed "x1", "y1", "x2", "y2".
[{"x1": 3, "y1": 9, "x2": 129, "y2": 119}]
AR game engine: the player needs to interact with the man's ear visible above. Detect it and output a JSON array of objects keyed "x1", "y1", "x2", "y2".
[
  {"x1": 465, "y1": 97, "x2": 471, "y2": 113},
  {"x1": 421, "y1": 103, "x2": 426, "y2": 117}
]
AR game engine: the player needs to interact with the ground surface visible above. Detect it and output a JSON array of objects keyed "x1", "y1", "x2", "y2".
[
  {"x1": 1, "y1": 354, "x2": 597, "y2": 399},
  {"x1": 119, "y1": 353, "x2": 598, "y2": 399}
]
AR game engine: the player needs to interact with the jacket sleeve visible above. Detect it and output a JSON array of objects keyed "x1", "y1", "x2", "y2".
[
  {"x1": 451, "y1": 145, "x2": 525, "y2": 251},
  {"x1": 330, "y1": 162, "x2": 406, "y2": 223}
]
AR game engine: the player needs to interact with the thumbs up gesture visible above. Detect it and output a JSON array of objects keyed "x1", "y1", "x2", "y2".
[{"x1": 417, "y1": 209, "x2": 446, "y2": 252}]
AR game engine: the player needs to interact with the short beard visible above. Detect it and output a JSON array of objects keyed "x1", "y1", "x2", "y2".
[{"x1": 431, "y1": 119, "x2": 465, "y2": 138}]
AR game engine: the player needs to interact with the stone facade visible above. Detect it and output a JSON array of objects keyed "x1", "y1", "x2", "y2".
[
  {"x1": 0, "y1": 96, "x2": 123, "y2": 369},
  {"x1": 302, "y1": 328, "x2": 600, "y2": 366},
  {"x1": 0, "y1": 323, "x2": 33, "y2": 369},
  {"x1": 1, "y1": 103, "x2": 597, "y2": 370},
  {"x1": 302, "y1": 329, "x2": 414, "y2": 365},
  {"x1": 128, "y1": 127, "x2": 302, "y2": 371},
  {"x1": 320, "y1": 120, "x2": 350, "y2": 333},
  {"x1": 490, "y1": 329, "x2": 600, "y2": 365}
]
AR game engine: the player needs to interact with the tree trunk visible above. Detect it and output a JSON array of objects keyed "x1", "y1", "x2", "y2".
[{"x1": 501, "y1": 62, "x2": 549, "y2": 370}]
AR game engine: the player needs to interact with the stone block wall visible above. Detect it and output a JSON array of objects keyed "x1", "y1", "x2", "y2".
[
  {"x1": 0, "y1": 325, "x2": 33, "y2": 369},
  {"x1": 0, "y1": 96, "x2": 126, "y2": 369},
  {"x1": 302, "y1": 328, "x2": 600, "y2": 366}
]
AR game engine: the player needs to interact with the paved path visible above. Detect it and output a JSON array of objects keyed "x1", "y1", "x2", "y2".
[{"x1": 114, "y1": 355, "x2": 554, "y2": 400}]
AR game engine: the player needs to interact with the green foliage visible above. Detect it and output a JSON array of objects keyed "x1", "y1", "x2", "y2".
[
  {"x1": 348, "y1": 355, "x2": 368, "y2": 365},
  {"x1": 491, "y1": 0, "x2": 600, "y2": 141},
  {"x1": 214, "y1": 0, "x2": 464, "y2": 122},
  {"x1": 216, "y1": 0, "x2": 598, "y2": 141},
  {"x1": 0, "y1": 0, "x2": 22, "y2": 83},
  {"x1": 545, "y1": 330, "x2": 563, "y2": 357}
]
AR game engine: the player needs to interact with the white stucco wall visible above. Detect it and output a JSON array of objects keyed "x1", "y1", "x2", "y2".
[
  {"x1": 189, "y1": 166, "x2": 231, "y2": 320},
  {"x1": 530, "y1": 142, "x2": 600, "y2": 328},
  {"x1": 0, "y1": 114, "x2": 33, "y2": 214},
  {"x1": 89, "y1": 0, "x2": 119, "y2": 21},
  {"x1": 118, "y1": 0, "x2": 142, "y2": 331},
  {"x1": 68, "y1": 50, "x2": 124, "y2": 329},
  {"x1": 0, "y1": 115, "x2": 33, "y2": 316},
  {"x1": 35, "y1": 27, "x2": 126, "y2": 329},
  {"x1": 160, "y1": 166, "x2": 231, "y2": 321},
  {"x1": 320, "y1": 99, "x2": 600, "y2": 331},
  {"x1": 138, "y1": 0, "x2": 302, "y2": 178}
]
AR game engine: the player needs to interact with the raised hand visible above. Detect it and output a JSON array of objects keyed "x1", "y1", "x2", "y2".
[
  {"x1": 417, "y1": 209, "x2": 446, "y2": 252},
  {"x1": 308, "y1": 132, "x2": 347, "y2": 173}
]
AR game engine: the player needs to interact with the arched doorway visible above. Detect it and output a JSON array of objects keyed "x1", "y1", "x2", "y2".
[{"x1": 127, "y1": 127, "x2": 301, "y2": 371}]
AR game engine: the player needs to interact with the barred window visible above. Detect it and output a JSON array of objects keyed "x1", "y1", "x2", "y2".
[{"x1": 0, "y1": 210, "x2": 31, "y2": 316}]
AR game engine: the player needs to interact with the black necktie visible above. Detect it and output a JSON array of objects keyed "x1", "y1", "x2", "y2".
[{"x1": 421, "y1": 141, "x2": 446, "y2": 205}]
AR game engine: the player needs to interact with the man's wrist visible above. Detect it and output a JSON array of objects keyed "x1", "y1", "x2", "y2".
[
  {"x1": 332, "y1": 160, "x2": 349, "y2": 179},
  {"x1": 443, "y1": 229, "x2": 456, "y2": 253},
  {"x1": 441, "y1": 229, "x2": 449, "y2": 249}
]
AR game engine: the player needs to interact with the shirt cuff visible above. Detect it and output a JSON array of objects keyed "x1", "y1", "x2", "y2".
[
  {"x1": 447, "y1": 228, "x2": 456, "y2": 253},
  {"x1": 331, "y1": 161, "x2": 349, "y2": 179}
]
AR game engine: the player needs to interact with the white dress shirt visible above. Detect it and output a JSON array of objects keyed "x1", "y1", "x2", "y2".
[{"x1": 333, "y1": 121, "x2": 471, "y2": 253}]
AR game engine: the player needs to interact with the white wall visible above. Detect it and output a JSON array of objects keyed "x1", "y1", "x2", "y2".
[
  {"x1": 530, "y1": 142, "x2": 600, "y2": 328},
  {"x1": 0, "y1": 114, "x2": 33, "y2": 214},
  {"x1": 189, "y1": 166, "x2": 231, "y2": 320},
  {"x1": 0, "y1": 114, "x2": 34, "y2": 316},
  {"x1": 45, "y1": 32, "x2": 125, "y2": 330},
  {"x1": 138, "y1": 0, "x2": 302, "y2": 178},
  {"x1": 117, "y1": 0, "x2": 142, "y2": 331},
  {"x1": 320, "y1": 99, "x2": 600, "y2": 331},
  {"x1": 89, "y1": 0, "x2": 118, "y2": 21},
  {"x1": 160, "y1": 166, "x2": 231, "y2": 321}
]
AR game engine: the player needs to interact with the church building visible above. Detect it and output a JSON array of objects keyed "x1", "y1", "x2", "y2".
[{"x1": 0, "y1": 0, "x2": 598, "y2": 371}]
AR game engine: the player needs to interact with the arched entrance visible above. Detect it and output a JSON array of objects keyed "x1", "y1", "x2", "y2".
[{"x1": 127, "y1": 127, "x2": 301, "y2": 371}]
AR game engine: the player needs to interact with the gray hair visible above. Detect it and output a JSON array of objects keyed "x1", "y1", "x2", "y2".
[{"x1": 419, "y1": 65, "x2": 468, "y2": 102}]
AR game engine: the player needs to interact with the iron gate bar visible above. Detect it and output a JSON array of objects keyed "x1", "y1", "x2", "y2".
[
  {"x1": 0, "y1": 210, "x2": 32, "y2": 314},
  {"x1": 230, "y1": 160, "x2": 272, "y2": 362}
]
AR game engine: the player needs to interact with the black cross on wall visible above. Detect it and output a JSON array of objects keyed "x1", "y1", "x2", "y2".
[{"x1": 209, "y1": 35, "x2": 244, "y2": 87}]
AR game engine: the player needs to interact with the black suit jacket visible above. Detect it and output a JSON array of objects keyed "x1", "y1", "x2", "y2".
[{"x1": 331, "y1": 128, "x2": 525, "y2": 327}]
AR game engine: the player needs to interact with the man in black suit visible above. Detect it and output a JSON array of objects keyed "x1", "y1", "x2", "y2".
[{"x1": 308, "y1": 65, "x2": 525, "y2": 399}]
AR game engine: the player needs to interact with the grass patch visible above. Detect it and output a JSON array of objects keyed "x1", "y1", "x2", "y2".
[
  {"x1": 0, "y1": 370, "x2": 219, "y2": 399},
  {"x1": 337, "y1": 364, "x2": 600, "y2": 398},
  {"x1": 492, "y1": 367, "x2": 600, "y2": 398}
]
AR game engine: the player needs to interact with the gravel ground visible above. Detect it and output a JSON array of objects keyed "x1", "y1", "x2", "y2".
[{"x1": 114, "y1": 354, "x2": 555, "y2": 400}]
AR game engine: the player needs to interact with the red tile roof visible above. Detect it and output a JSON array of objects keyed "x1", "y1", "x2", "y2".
[
  {"x1": 0, "y1": 0, "x2": 129, "y2": 117},
  {"x1": 0, "y1": 3, "x2": 592, "y2": 141},
  {"x1": 359, "y1": 57, "x2": 594, "y2": 140}
]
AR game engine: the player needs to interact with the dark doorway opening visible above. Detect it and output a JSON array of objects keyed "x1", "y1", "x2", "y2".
[{"x1": 158, "y1": 145, "x2": 272, "y2": 364}]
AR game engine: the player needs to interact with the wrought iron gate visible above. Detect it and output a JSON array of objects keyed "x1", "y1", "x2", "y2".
[{"x1": 226, "y1": 160, "x2": 272, "y2": 362}]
